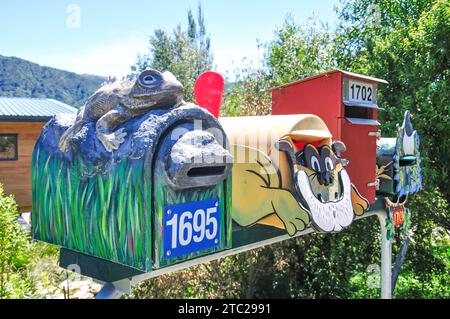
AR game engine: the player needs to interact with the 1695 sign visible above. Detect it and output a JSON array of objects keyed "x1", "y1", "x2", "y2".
[{"x1": 163, "y1": 198, "x2": 221, "y2": 259}]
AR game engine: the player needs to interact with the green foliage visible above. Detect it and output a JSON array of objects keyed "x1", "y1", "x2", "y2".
[
  {"x1": 129, "y1": 258, "x2": 243, "y2": 299},
  {"x1": 222, "y1": 68, "x2": 272, "y2": 116},
  {"x1": 266, "y1": 15, "x2": 335, "y2": 86},
  {"x1": 336, "y1": 0, "x2": 449, "y2": 192},
  {"x1": 0, "y1": 183, "x2": 36, "y2": 298},
  {"x1": 134, "y1": 4, "x2": 212, "y2": 102},
  {"x1": 222, "y1": 15, "x2": 335, "y2": 117},
  {"x1": 348, "y1": 273, "x2": 380, "y2": 298},
  {"x1": 334, "y1": 0, "x2": 449, "y2": 297},
  {"x1": 0, "y1": 55, "x2": 104, "y2": 108},
  {"x1": 333, "y1": 0, "x2": 436, "y2": 68},
  {"x1": 0, "y1": 183, "x2": 70, "y2": 298}
]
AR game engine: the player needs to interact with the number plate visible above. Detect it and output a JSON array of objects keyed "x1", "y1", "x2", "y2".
[
  {"x1": 163, "y1": 198, "x2": 221, "y2": 259},
  {"x1": 391, "y1": 207, "x2": 405, "y2": 227},
  {"x1": 343, "y1": 77, "x2": 377, "y2": 107}
]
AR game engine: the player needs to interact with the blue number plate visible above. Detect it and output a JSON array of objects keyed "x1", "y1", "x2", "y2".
[{"x1": 163, "y1": 198, "x2": 221, "y2": 260}]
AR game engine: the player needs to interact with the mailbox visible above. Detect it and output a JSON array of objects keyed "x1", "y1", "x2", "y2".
[
  {"x1": 220, "y1": 114, "x2": 369, "y2": 239},
  {"x1": 376, "y1": 111, "x2": 422, "y2": 198},
  {"x1": 30, "y1": 69, "x2": 424, "y2": 291},
  {"x1": 271, "y1": 70, "x2": 388, "y2": 203},
  {"x1": 32, "y1": 70, "x2": 233, "y2": 272}
]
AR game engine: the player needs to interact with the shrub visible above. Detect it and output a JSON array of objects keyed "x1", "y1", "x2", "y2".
[{"x1": 0, "y1": 183, "x2": 37, "y2": 298}]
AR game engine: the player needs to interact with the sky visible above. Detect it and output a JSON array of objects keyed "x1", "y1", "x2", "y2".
[{"x1": 0, "y1": 0, "x2": 339, "y2": 80}]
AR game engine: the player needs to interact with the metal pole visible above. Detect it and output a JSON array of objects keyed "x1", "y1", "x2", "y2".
[
  {"x1": 94, "y1": 211, "x2": 392, "y2": 299},
  {"x1": 96, "y1": 279, "x2": 131, "y2": 299},
  {"x1": 377, "y1": 211, "x2": 392, "y2": 299}
]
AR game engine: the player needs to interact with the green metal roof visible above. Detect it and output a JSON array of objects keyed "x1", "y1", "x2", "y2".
[{"x1": 0, "y1": 97, "x2": 77, "y2": 121}]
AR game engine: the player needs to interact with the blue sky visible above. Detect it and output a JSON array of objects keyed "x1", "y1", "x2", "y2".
[{"x1": 0, "y1": 0, "x2": 339, "y2": 79}]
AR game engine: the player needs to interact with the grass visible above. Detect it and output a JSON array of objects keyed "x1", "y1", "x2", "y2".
[{"x1": 31, "y1": 146, "x2": 152, "y2": 270}]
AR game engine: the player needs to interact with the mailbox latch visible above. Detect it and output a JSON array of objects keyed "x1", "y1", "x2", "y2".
[
  {"x1": 367, "y1": 179, "x2": 380, "y2": 190},
  {"x1": 368, "y1": 131, "x2": 381, "y2": 138}
]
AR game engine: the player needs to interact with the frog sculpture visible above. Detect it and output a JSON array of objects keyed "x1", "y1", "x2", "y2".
[{"x1": 59, "y1": 69, "x2": 184, "y2": 152}]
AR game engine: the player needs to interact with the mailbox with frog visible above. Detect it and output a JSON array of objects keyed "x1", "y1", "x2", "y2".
[
  {"x1": 32, "y1": 70, "x2": 233, "y2": 273},
  {"x1": 31, "y1": 69, "x2": 421, "y2": 298},
  {"x1": 376, "y1": 111, "x2": 422, "y2": 198},
  {"x1": 272, "y1": 70, "x2": 387, "y2": 203}
]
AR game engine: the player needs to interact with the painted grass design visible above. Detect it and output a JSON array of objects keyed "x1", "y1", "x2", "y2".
[{"x1": 31, "y1": 147, "x2": 152, "y2": 270}]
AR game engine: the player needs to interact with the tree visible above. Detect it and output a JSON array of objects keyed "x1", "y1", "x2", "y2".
[
  {"x1": 266, "y1": 15, "x2": 335, "y2": 86},
  {"x1": 134, "y1": 4, "x2": 213, "y2": 102},
  {"x1": 222, "y1": 15, "x2": 334, "y2": 116},
  {"x1": 334, "y1": 0, "x2": 449, "y2": 296},
  {"x1": 220, "y1": 1, "x2": 449, "y2": 298}
]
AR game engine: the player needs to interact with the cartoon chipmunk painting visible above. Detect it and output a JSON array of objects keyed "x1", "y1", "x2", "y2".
[{"x1": 220, "y1": 114, "x2": 369, "y2": 235}]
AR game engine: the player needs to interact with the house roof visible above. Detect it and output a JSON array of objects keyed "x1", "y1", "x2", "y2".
[{"x1": 0, "y1": 97, "x2": 77, "y2": 121}]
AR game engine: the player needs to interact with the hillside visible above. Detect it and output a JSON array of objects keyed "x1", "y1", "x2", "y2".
[{"x1": 0, "y1": 55, "x2": 105, "y2": 108}]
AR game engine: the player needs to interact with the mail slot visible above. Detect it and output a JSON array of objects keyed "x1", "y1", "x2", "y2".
[
  {"x1": 31, "y1": 70, "x2": 233, "y2": 272},
  {"x1": 271, "y1": 70, "x2": 388, "y2": 203}
]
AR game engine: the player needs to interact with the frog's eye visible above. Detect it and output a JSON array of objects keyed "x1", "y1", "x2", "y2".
[
  {"x1": 143, "y1": 75, "x2": 155, "y2": 83},
  {"x1": 138, "y1": 71, "x2": 161, "y2": 87}
]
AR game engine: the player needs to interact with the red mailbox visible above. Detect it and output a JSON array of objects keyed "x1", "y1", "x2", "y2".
[{"x1": 271, "y1": 70, "x2": 388, "y2": 203}]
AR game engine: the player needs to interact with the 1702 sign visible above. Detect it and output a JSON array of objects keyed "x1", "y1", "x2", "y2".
[
  {"x1": 343, "y1": 78, "x2": 377, "y2": 107},
  {"x1": 163, "y1": 199, "x2": 221, "y2": 259}
]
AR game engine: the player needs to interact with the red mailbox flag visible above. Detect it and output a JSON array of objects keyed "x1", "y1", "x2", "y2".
[{"x1": 194, "y1": 71, "x2": 224, "y2": 118}]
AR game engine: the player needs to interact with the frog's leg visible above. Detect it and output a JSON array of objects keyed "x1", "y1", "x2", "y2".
[
  {"x1": 96, "y1": 106, "x2": 130, "y2": 152},
  {"x1": 59, "y1": 106, "x2": 85, "y2": 152}
]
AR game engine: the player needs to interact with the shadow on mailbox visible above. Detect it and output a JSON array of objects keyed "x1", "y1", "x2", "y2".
[{"x1": 31, "y1": 70, "x2": 233, "y2": 272}]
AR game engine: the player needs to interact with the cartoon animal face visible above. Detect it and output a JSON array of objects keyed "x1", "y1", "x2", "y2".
[
  {"x1": 298, "y1": 144, "x2": 337, "y2": 185},
  {"x1": 277, "y1": 139, "x2": 368, "y2": 233},
  {"x1": 295, "y1": 144, "x2": 342, "y2": 204}
]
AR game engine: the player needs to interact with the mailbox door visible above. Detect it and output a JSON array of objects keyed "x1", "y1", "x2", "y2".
[
  {"x1": 340, "y1": 119, "x2": 378, "y2": 203},
  {"x1": 152, "y1": 122, "x2": 232, "y2": 269},
  {"x1": 376, "y1": 138, "x2": 397, "y2": 196}
]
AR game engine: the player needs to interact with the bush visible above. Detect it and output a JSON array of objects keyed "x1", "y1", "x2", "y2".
[{"x1": 0, "y1": 183, "x2": 37, "y2": 298}]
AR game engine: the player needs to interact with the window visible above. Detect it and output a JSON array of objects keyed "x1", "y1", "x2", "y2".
[{"x1": 0, "y1": 134, "x2": 18, "y2": 160}]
